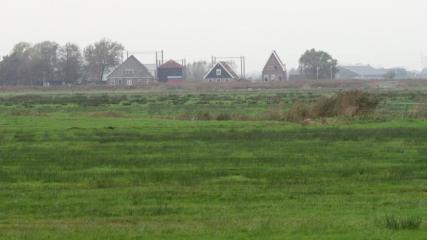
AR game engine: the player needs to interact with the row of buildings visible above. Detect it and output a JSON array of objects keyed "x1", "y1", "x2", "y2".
[
  {"x1": 107, "y1": 51, "x2": 288, "y2": 86},
  {"x1": 106, "y1": 52, "x2": 421, "y2": 86}
]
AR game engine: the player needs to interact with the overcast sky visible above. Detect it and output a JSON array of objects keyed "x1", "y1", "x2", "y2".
[{"x1": 1, "y1": 0, "x2": 427, "y2": 73}]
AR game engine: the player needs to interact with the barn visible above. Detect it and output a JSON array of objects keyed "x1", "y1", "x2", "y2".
[
  {"x1": 204, "y1": 62, "x2": 239, "y2": 82},
  {"x1": 107, "y1": 55, "x2": 154, "y2": 86},
  {"x1": 157, "y1": 60, "x2": 184, "y2": 82}
]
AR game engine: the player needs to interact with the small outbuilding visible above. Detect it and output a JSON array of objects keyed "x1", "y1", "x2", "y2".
[
  {"x1": 204, "y1": 62, "x2": 239, "y2": 82},
  {"x1": 157, "y1": 60, "x2": 185, "y2": 82},
  {"x1": 262, "y1": 51, "x2": 287, "y2": 81},
  {"x1": 107, "y1": 55, "x2": 154, "y2": 86}
]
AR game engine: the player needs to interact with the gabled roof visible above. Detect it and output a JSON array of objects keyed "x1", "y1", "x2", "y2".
[
  {"x1": 263, "y1": 51, "x2": 286, "y2": 72},
  {"x1": 107, "y1": 55, "x2": 153, "y2": 79},
  {"x1": 339, "y1": 65, "x2": 387, "y2": 76},
  {"x1": 220, "y1": 62, "x2": 240, "y2": 79},
  {"x1": 203, "y1": 62, "x2": 240, "y2": 80},
  {"x1": 101, "y1": 66, "x2": 116, "y2": 81},
  {"x1": 159, "y1": 60, "x2": 183, "y2": 69}
]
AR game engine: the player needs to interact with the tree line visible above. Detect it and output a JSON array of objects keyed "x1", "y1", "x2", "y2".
[
  {"x1": 0, "y1": 39, "x2": 213, "y2": 86},
  {"x1": 0, "y1": 39, "x2": 125, "y2": 86},
  {"x1": 0, "y1": 38, "x2": 339, "y2": 86}
]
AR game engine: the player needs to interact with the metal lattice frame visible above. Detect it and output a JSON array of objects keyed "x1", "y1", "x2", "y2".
[{"x1": 211, "y1": 56, "x2": 246, "y2": 80}]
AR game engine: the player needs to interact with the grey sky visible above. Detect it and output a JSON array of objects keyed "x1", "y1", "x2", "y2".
[{"x1": 1, "y1": 0, "x2": 427, "y2": 73}]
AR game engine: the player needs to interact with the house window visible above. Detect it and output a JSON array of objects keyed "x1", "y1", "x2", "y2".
[
  {"x1": 216, "y1": 69, "x2": 222, "y2": 76},
  {"x1": 124, "y1": 69, "x2": 134, "y2": 75},
  {"x1": 127, "y1": 80, "x2": 133, "y2": 86},
  {"x1": 274, "y1": 66, "x2": 278, "y2": 70},
  {"x1": 271, "y1": 74, "x2": 276, "y2": 80}
]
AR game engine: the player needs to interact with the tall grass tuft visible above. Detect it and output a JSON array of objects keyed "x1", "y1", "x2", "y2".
[
  {"x1": 384, "y1": 215, "x2": 422, "y2": 230},
  {"x1": 282, "y1": 90, "x2": 380, "y2": 122}
]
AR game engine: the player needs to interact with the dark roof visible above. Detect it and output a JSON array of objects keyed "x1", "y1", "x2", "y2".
[
  {"x1": 204, "y1": 62, "x2": 240, "y2": 80},
  {"x1": 220, "y1": 62, "x2": 240, "y2": 79},
  {"x1": 158, "y1": 60, "x2": 183, "y2": 69},
  {"x1": 107, "y1": 55, "x2": 153, "y2": 79}
]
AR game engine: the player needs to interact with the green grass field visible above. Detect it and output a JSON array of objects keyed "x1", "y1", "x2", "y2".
[{"x1": 1, "y1": 91, "x2": 427, "y2": 239}]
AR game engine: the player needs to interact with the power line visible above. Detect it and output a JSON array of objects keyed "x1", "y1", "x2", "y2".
[{"x1": 126, "y1": 50, "x2": 164, "y2": 67}]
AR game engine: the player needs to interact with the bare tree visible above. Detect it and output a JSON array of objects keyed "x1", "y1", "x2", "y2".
[
  {"x1": 32, "y1": 41, "x2": 60, "y2": 85},
  {"x1": 185, "y1": 61, "x2": 209, "y2": 81},
  {"x1": 58, "y1": 43, "x2": 83, "y2": 84},
  {"x1": 0, "y1": 42, "x2": 33, "y2": 85}
]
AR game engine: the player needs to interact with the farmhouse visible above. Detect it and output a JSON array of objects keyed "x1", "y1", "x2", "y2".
[
  {"x1": 158, "y1": 60, "x2": 184, "y2": 82},
  {"x1": 107, "y1": 55, "x2": 154, "y2": 86},
  {"x1": 204, "y1": 62, "x2": 239, "y2": 82},
  {"x1": 262, "y1": 51, "x2": 287, "y2": 81}
]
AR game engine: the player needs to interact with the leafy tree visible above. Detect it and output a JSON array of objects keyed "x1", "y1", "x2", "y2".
[
  {"x1": 299, "y1": 49, "x2": 338, "y2": 80},
  {"x1": 58, "y1": 43, "x2": 83, "y2": 84},
  {"x1": 83, "y1": 39, "x2": 124, "y2": 82}
]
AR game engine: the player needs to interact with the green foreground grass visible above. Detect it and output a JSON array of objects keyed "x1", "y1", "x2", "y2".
[{"x1": 0, "y1": 92, "x2": 427, "y2": 239}]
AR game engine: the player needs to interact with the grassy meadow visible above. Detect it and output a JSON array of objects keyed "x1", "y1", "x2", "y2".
[{"x1": 1, "y1": 90, "x2": 427, "y2": 239}]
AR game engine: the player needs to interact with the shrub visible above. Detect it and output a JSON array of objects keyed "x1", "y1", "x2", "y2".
[
  {"x1": 266, "y1": 105, "x2": 287, "y2": 121},
  {"x1": 284, "y1": 90, "x2": 380, "y2": 122},
  {"x1": 284, "y1": 103, "x2": 313, "y2": 122},
  {"x1": 313, "y1": 90, "x2": 380, "y2": 117}
]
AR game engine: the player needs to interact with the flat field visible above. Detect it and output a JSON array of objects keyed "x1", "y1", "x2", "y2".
[{"x1": 0, "y1": 90, "x2": 427, "y2": 239}]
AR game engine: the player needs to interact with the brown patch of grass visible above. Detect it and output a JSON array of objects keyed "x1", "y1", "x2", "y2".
[{"x1": 409, "y1": 97, "x2": 427, "y2": 118}]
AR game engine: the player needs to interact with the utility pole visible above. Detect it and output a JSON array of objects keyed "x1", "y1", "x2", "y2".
[
  {"x1": 316, "y1": 66, "x2": 320, "y2": 81},
  {"x1": 155, "y1": 52, "x2": 158, "y2": 68},
  {"x1": 243, "y1": 56, "x2": 246, "y2": 79},
  {"x1": 240, "y1": 56, "x2": 243, "y2": 80},
  {"x1": 161, "y1": 50, "x2": 164, "y2": 64}
]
